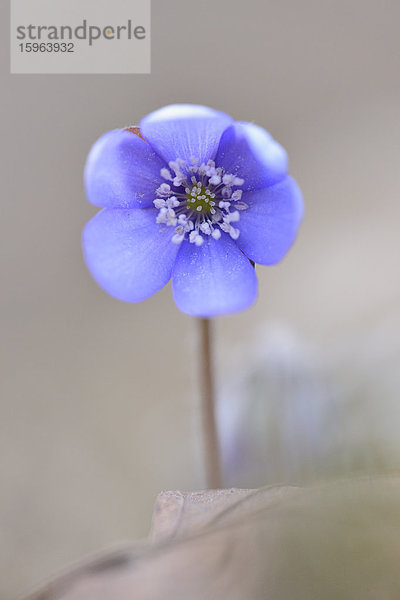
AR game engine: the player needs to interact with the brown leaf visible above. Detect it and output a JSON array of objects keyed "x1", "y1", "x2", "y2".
[
  {"x1": 124, "y1": 127, "x2": 145, "y2": 141},
  {"x1": 24, "y1": 477, "x2": 400, "y2": 600}
]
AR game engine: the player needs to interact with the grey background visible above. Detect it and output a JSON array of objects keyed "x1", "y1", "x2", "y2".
[{"x1": 1, "y1": 0, "x2": 400, "y2": 597}]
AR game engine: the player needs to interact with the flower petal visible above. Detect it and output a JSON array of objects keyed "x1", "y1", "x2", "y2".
[
  {"x1": 172, "y1": 235, "x2": 258, "y2": 317},
  {"x1": 215, "y1": 122, "x2": 288, "y2": 191},
  {"x1": 84, "y1": 129, "x2": 166, "y2": 209},
  {"x1": 236, "y1": 176, "x2": 304, "y2": 265},
  {"x1": 82, "y1": 208, "x2": 179, "y2": 302},
  {"x1": 140, "y1": 104, "x2": 233, "y2": 166}
]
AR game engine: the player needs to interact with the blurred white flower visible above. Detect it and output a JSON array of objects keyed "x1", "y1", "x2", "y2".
[{"x1": 218, "y1": 316, "x2": 400, "y2": 487}]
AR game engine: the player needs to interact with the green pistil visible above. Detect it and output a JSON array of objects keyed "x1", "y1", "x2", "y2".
[{"x1": 186, "y1": 184, "x2": 213, "y2": 214}]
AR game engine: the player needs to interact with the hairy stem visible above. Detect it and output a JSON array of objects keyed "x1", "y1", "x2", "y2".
[{"x1": 198, "y1": 318, "x2": 223, "y2": 489}]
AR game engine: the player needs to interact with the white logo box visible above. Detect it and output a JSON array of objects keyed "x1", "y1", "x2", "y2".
[{"x1": 11, "y1": 0, "x2": 151, "y2": 74}]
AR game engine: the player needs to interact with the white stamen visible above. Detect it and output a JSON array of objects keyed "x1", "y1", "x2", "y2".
[
  {"x1": 153, "y1": 198, "x2": 166, "y2": 209},
  {"x1": 235, "y1": 201, "x2": 248, "y2": 210},
  {"x1": 200, "y1": 222, "x2": 211, "y2": 235},
  {"x1": 226, "y1": 210, "x2": 240, "y2": 223},
  {"x1": 157, "y1": 183, "x2": 171, "y2": 196},
  {"x1": 231, "y1": 189, "x2": 243, "y2": 201},
  {"x1": 221, "y1": 187, "x2": 232, "y2": 199},
  {"x1": 166, "y1": 196, "x2": 180, "y2": 208},
  {"x1": 173, "y1": 176, "x2": 185, "y2": 187},
  {"x1": 161, "y1": 168, "x2": 173, "y2": 181},
  {"x1": 155, "y1": 160, "x2": 247, "y2": 245},
  {"x1": 220, "y1": 222, "x2": 230, "y2": 233},
  {"x1": 172, "y1": 233, "x2": 184, "y2": 244},
  {"x1": 219, "y1": 201, "x2": 231, "y2": 210},
  {"x1": 222, "y1": 173, "x2": 236, "y2": 185},
  {"x1": 195, "y1": 237, "x2": 204, "y2": 246}
]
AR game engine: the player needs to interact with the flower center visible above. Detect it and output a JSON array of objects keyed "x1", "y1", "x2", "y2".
[
  {"x1": 186, "y1": 183, "x2": 215, "y2": 214},
  {"x1": 153, "y1": 158, "x2": 248, "y2": 246}
]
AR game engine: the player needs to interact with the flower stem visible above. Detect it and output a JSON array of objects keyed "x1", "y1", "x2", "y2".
[{"x1": 198, "y1": 318, "x2": 222, "y2": 489}]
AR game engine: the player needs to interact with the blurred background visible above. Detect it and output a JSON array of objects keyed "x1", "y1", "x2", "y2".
[{"x1": 1, "y1": 0, "x2": 400, "y2": 597}]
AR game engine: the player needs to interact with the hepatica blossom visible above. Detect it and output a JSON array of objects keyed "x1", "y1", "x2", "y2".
[{"x1": 83, "y1": 105, "x2": 303, "y2": 316}]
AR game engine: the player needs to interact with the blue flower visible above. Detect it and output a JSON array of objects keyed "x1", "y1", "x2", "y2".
[{"x1": 83, "y1": 104, "x2": 303, "y2": 317}]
